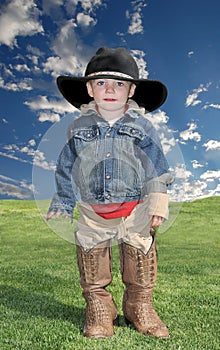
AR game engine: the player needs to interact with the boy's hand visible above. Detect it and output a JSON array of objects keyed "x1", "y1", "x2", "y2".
[
  {"x1": 150, "y1": 215, "x2": 164, "y2": 228},
  {"x1": 46, "y1": 211, "x2": 69, "y2": 221},
  {"x1": 46, "y1": 211, "x2": 60, "y2": 220}
]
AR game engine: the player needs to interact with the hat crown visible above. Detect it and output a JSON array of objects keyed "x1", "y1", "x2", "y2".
[
  {"x1": 85, "y1": 47, "x2": 139, "y2": 80},
  {"x1": 57, "y1": 46, "x2": 167, "y2": 111}
]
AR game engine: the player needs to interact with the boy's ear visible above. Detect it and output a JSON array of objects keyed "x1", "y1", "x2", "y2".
[
  {"x1": 128, "y1": 83, "x2": 136, "y2": 98},
  {"x1": 86, "y1": 81, "x2": 94, "y2": 97}
]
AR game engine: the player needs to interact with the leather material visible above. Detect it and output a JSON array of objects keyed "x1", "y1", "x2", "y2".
[
  {"x1": 77, "y1": 243, "x2": 118, "y2": 338},
  {"x1": 120, "y1": 236, "x2": 170, "y2": 338}
]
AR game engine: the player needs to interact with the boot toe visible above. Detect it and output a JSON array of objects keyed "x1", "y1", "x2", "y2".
[
  {"x1": 145, "y1": 325, "x2": 170, "y2": 338},
  {"x1": 83, "y1": 325, "x2": 113, "y2": 338}
]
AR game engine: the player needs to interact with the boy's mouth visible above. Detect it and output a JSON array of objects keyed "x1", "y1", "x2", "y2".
[{"x1": 104, "y1": 98, "x2": 117, "y2": 102}]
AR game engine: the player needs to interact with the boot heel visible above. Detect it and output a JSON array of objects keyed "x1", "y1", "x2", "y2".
[
  {"x1": 125, "y1": 317, "x2": 132, "y2": 326},
  {"x1": 113, "y1": 315, "x2": 119, "y2": 326}
]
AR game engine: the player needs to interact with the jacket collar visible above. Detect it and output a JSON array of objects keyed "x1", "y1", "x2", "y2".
[{"x1": 80, "y1": 99, "x2": 146, "y2": 117}]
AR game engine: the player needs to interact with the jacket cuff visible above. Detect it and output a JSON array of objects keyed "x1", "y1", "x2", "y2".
[
  {"x1": 147, "y1": 192, "x2": 169, "y2": 220},
  {"x1": 47, "y1": 193, "x2": 74, "y2": 218},
  {"x1": 146, "y1": 173, "x2": 174, "y2": 193}
]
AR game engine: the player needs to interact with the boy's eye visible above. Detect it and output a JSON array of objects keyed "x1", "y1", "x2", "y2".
[
  {"x1": 94, "y1": 80, "x2": 126, "y2": 87},
  {"x1": 116, "y1": 81, "x2": 124, "y2": 87},
  {"x1": 97, "y1": 80, "x2": 105, "y2": 86}
]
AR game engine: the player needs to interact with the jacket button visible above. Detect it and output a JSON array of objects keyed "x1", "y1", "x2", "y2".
[
  {"x1": 106, "y1": 153, "x2": 111, "y2": 158},
  {"x1": 105, "y1": 175, "x2": 111, "y2": 179},
  {"x1": 106, "y1": 132, "x2": 111, "y2": 137}
]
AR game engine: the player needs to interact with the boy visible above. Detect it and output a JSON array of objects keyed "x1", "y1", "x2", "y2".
[{"x1": 47, "y1": 47, "x2": 173, "y2": 339}]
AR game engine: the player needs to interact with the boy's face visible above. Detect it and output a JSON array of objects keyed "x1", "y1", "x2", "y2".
[{"x1": 86, "y1": 79, "x2": 136, "y2": 112}]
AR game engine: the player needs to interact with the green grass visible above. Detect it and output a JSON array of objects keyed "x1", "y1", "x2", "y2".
[{"x1": 0, "y1": 197, "x2": 220, "y2": 350}]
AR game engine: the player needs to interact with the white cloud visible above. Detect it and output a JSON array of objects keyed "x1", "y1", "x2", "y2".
[
  {"x1": 185, "y1": 83, "x2": 211, "y2": 107},
  {"x1": 170, "y1": 163, "x2": 193, "y2": 180},
  {"x1": 0, "y1": 180, "x2": 33, "y2": 199},
  {"x1": 1, "y1": 141, "x2": 55, "y2": 171},
  {"x1": 38, "y1": 112, "x2": 61, "y2": 123},
  {"x1": 77, "y1": 0, "x2": 103, "y2": 11},
  {"x1": 161, "y1": 134, "x2": 177, "y2": 154},
  {"x1": 27, "y1": 44, "x2": 44, "y2": 57},
  {"x1": 203, "y1": 140, "x2": 220, "y2": 151},
  {"x1": 40, "y1": 0, "x2": 106, "y2": 78},
  {"x1": 168, "y1": 164, "x2": 192, "y2": 201},
  {"x1": 179, "y1": 122, "x2": 201, "y2": 143},
  {"x1": 43, "y1": 52, "x2": 85, "y2": 77},
  {"x1": 0, "y1": 77, "x2": 33, "y2": 92},
  {"x1": 183, "y1": 180, "x2": 208, "y2": 200},
  {"x1": 28, "y1": 139, "x2": 36, "y2": 147},
  {"x1": 0, "y1": 174, "x2": 34, "y2": 199},
  {"x1": 24, "y1": 95, "x2": 74, "y2": 115},
  {"x1": 0, "y1": 174, "x2": 19, "y2": 184},
  {"x1": 200, "y1": 170, "x2": 220, "y2": 181},
  {"x1": 126, "y1": 1, "x2": 147, "y2": 35},
  {"x1": 212, "y1": 183, "x2": 220, "y2": 196},
  {"x1": 0, "y1": 0, "x2": 44, "y2": 48},
  {"x1": 33, "y1": 150, "x2": 56, "y2": 170},
  {"x1": 0, "y1": 77, "x2": 4, "y2": 88},
  {"x1": 131, "y1": 50, "x2": 149, "y2": 79},
  {"x1": 150, "y1": 110, "x2": 169, "y2": 125},
  {"x1": 76, "y1": 12, "x2": 97, "y2": 27},
  {"x1": 64, "y1": 0, "x2": 104, "y2": 14},
  {"x1": 203, "y1": 103, "x2": 220, "y2": 110},
  {"x1": 191, "y1": 160, "x2": 205, "y2": 169},
  {"x1": 127, "y1": 12, "x2": 143, "y2": 35},
  {"x1": 0, "y1": 151, "x2": 30, "y2": 164},
  {"x1": 27, "y1": 56, "x2": 41, "y2": 72},
  {"x1": 15, "y1": 142, "x2": 56, "y2": 170},
  {"x1": 147, "y1": 110, "x2": 177, "y2": 154},
  {"x1": 158, "y1": 161, "x2": 220, "y2": 201},
  {"x1": 42, "y1": 19, "x2": 92, "y2": 78},
  {"x1": 0, "y1": 63, "x2": 15, "y2": 78},
  {"x1": 187, "y1": 51, "x2": 194, "y2": 58},
  {"x1": 14, "y1": 64, "x2": 31, "y2": 72},
  {"x1": 2, "y1": 143, "x2": 36, "y2": 163},
  {"x1": 41, "y1": 0, "x2": 63, "y2": 18}
]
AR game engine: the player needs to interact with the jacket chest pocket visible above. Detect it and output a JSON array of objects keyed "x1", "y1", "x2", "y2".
[
  {"x1": 118, "y1": 125, "x2": 145, "y2": 142},
  {"x1": 73, "y1": 126, "x2": 99, "y2": 142}
]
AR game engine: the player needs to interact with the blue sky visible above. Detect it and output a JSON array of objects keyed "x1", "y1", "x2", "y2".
[{"x1": 0, "y1": 0, "x2": 220, "y2": 202}]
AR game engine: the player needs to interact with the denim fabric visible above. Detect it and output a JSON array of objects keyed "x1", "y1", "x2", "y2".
[{"x1": 48, "y1": 106, "x2": 173, "y2": 217}]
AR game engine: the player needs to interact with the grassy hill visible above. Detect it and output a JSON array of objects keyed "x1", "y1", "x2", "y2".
[{"x1": 0, "y1": 197, "x2": 219, "y2": 350}]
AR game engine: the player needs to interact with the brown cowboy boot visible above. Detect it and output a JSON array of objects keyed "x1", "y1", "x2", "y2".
[
  {"x1": 76, "y1": 242, "x2": 118, "y2": 338},
  {"x1": 119, "y1": 233, "x2": 170, "y2": 338}
]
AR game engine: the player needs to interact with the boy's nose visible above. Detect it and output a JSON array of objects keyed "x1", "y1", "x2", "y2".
[{"x1": 105, "y1": 83, "x2": 115, "y2": 93}]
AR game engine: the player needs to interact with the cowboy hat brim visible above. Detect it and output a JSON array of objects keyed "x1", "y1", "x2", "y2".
[{"x1": 57, "y1": 75, "x2": 167, "y2": 112}]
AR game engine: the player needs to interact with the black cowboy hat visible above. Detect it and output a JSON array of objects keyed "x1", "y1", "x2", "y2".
[{"x1": 57, "y1": 47, "x2": 168, "y2": 112}]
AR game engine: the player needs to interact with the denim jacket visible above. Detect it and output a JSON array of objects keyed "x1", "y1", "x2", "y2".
[{"x1": 48, "y1": 100, "x2": 173, "y2": 217}]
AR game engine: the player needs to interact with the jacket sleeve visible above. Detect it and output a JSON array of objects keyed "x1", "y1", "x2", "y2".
[
  {"x1": 140, "y1": 122, "x2": 174, "y2": 219},
  {"x1": 145, "y1": 172, "x2": 174, "y2": 220},
  {"x1": 140, "y1": 121, "x2": 174, "y2": 194},
  {"x1": 47, "y1": 138, "x2": 77, "y2": 218},
  {"x1": 146, "y1": 172, "x2": 174, "y2": 193},
  {"x1": 146, "y1": 192, "x2": 169, "y2": 219}
]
